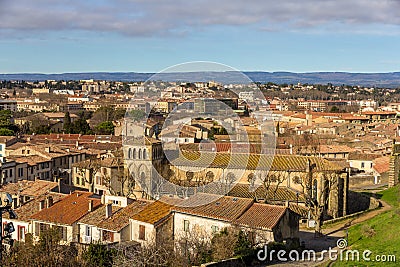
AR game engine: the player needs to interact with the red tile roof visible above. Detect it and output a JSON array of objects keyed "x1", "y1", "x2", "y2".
[
  {"x1": 373, "y1": 156, "x2": 390, "y2": 174},
  {"x1": 174, "y1": 194, "x2": 254, "y2": 222},
  {"x1": 0, "y1": 180, "x2": 58, "y2": 197},
  {"x1": 30, "y1": 191, "x2": 101, "y2": 225},
  {"x1": 234, "y1": 203, "x2": 287, "y2": 230},
  {"x1": 4, "y1": 193, "x2": 65, "y2": 221}
]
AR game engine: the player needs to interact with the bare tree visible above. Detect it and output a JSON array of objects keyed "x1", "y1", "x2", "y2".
[
  {"x1": 103, "y1": 149, "x2": 136, "y2": 197},
  {"x1": 255, "y1": 171, "x2": 286, "y2": 203},
  {"x1": 76, "y1": 158, "x2": 101, "y2": 192},
  {"x1": 298, "y1": 160, "x2": 339, "y2": 235},
  {"x1": 292, "y1": 133, "x2": 321, "y2": 156}
]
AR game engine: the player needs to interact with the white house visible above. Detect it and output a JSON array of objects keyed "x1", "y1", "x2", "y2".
[
  {"x1": 2, "y1": 193, "x2": 65, "y2": 242},
  {"x1": 29, "y1": 191, "x2": 101, "y2": 244},
  {"x1": 77, "y1": 197, "x2": 149, "y2": 244},
  {"x1": 129, "y1": 201, "x2": 173, "y2": 246}
]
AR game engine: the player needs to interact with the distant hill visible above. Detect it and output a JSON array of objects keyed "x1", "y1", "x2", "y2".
[{"x1": 1, "y1": 71, "x2": 400, "y2": 87}]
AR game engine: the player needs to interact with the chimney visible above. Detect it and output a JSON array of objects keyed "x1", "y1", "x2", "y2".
[
  {"x1": 101, "y1": 194, "x2": 105, "y2": 205},
  {"x1": 46, "y1": 196, "x2": 53, "y2": 208},
  {"x1": 39, "y1": 199, "x2": 45, "y2": 211},
  {"x1": 76, "y1": 141, "x2": 79, "y2": 148},
  {"x1": 88, "y1": 200, "x2": 93, "y2": 212},
  {"x1": 45, "y1": 147, "x2": 51, "y2": 153},
  {"x1": 285, "y1": 200, "x2": 290, "y2": 207},
  {"x1": 105, "y1": 203, "x2": 112, "y2": 218}
]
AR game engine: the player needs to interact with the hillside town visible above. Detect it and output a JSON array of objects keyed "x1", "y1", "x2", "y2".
[{"x1": 0, "y1": 78, "x2": 398, "y2": 266}]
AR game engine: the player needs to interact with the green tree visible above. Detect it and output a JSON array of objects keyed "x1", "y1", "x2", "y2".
[
  {"x1": 95, "y1": 121, "x2": 115, "y2": 135},
  {"x1": 330, "y1": 106, "x2": 340, "y2": 112},
  {"x1": 71, "y1": 112, "x2": 93, "y2": 134},
  {"x1": 0, "y1": 128, "x2": 15, "y2": 136},
  {"x1": 233, "y1": 230, "x2": 253, "y2": 257},
  {"x1": 83, "y1": 243, "x2": 114, "y2": 267},
  {"x1": 63, "y1": 112, "x2": 72, "y2": 133},
  {"x1": 0, "y1": 110, "x2": 19, "y2": 135}
]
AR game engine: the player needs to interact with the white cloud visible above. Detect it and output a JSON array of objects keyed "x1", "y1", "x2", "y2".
[{"x1": 1, "y1": 0, "x2": 400, "y2": 37}]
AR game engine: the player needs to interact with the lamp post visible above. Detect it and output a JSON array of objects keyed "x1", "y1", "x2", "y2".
[{"x1": 0, "y1": 192, "x2": 18, "y2": 262}]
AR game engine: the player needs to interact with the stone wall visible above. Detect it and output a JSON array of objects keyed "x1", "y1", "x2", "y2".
[{"x1": 347, "y1": 191, "x2": 380, "y2": 214}]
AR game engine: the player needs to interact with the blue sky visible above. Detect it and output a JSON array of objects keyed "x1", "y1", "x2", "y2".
[{"x1": 1, "y1": 0, "x2": 400, "y2": 73}]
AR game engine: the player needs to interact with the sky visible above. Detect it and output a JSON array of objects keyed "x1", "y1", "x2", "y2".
[{"x1": 1, "y1": 0, "x2": 400, "y2": 73}]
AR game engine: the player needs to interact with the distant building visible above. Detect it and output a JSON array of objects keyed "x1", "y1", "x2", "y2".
[{"x1": 0, "y1": 99, "x2": 17, "y2": 112}]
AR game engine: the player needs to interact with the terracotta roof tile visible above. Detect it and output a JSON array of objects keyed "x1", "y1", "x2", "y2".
[
  {"x1": 172, "y1": 152, "x2": 343, "y2": 172},
  {"x1": 227, "y1": 183, "x2": 306, "y2": 202},
  {"x1": 234, "y1": 203, "x2": 287, "y2": 230},
  {"x1": 174, "y1": 194, "x2": 254, "y2": 222},
  {"x1": 30, "y1": 191, "x2": 101, "y2": 225},
  {"x1": 130, "y1": 201, "x2": 172, "y2": 225},
  {"x1": 0, "y1": 180, "x2": 58, "y2": 196},
  {"x1": 373, "y1": 156, "x2": 390, "y2": 174},
  {"x1": 3, "y1": 193, "x2": 65, "y2": 221},
  {"x1": 97, "y1": 201, "x2": 150, "y2": 232}
]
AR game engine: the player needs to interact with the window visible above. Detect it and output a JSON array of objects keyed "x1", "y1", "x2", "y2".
[
  {"x1": 361, "y1": 162, "x2": 365, "y2": 168},
  {"x1": 139, "y1": 225, "x2": 146, "y2": 240},
  {"x1": 370, "y1": 163, "x2": 373, "y2": 168},
  {"x1": 211, "y1": 225, "x2": 219, "y2": 234},
  {"x1": 85, "y1": 226, "x2": 91, "y2": 237},
  {"x1": 57, "y1": 226, "x2": 67, "y2": 241},
  {"x1": 17, "y1": 226, "x2": 25, "y2": 241},
  {"x1": 35, "y1": 223, "x2": 49, "y2": 236},
  {"x1": 183, "y1": 220, "x2": 190, "y2": 232}
]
